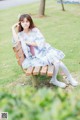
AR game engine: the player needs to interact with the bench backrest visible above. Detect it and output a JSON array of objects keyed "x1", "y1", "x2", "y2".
[{"x1": 13, "y1": 41, "x2": 25, "y2": 66}]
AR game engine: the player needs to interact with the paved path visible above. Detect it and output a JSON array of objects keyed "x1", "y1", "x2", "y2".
[{"x1": 0, "y1": 0, "x2": 38, "y2": 10}]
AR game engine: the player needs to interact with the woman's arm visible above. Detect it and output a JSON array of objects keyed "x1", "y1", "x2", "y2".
[
  {"x1": 33, "y1": 28, "x2": 46, "y2": 49},
  {"x1": 12, "y1": 23, "x2": 19, "y2": 42},
  {"x1": 25, "y1": 41, "x2": 37, "y2": 47}
]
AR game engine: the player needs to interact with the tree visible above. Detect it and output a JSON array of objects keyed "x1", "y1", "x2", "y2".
[
  {"x1": 39, "y1": 0, "x2": 46, "y2": 16},
  {"x1": 60, "y1": 0, "x2": 65, "y2": 11}
]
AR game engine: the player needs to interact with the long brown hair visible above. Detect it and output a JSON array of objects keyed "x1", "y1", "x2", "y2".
[{"x1": 18, "y1": 14, "x2": 35, "y2": 32}]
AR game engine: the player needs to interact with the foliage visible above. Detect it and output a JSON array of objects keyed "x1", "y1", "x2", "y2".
[{"x1": 0, "y1": 87, "x2": 80, "y2": 120}]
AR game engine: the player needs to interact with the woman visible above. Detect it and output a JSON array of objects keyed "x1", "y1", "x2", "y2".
[{"x1": 12, "y1": 14, "x2": 78, "y2": 88}]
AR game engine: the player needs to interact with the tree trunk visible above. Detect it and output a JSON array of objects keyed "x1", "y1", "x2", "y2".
[
  {"x1": 60, "y1": 0, "x2": 65, "y2": 11},
  {"x1": 39, "y1": 0, "x2": 46, "y2": 16}
]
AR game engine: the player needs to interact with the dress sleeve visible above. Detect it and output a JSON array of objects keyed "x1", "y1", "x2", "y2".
[
  {"x1": 34, "y1": 28, "x2": 45, "y2": 50},
  {"x1": 18, "y1": 33, "x2": 29, "y2": 58},
  {"x1": 12, "y1": 37, "x2": 17, "y2": 45}
]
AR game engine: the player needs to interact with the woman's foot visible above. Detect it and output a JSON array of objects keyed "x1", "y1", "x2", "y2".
[
  {"x1": 67, "y1": 77, "x2": 78, "y2": 86},
  {"x1": 50, "y1": 79, "x2": 67, "y2": 88}
]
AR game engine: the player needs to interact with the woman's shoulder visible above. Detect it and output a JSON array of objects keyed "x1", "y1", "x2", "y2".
[{"x1": 32, "y1": 27, "x2": 40, "y2": 32}]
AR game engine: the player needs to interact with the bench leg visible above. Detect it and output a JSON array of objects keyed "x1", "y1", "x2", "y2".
[{"x1": 31, "y1": 76, "x2": 38, "y2": 87}]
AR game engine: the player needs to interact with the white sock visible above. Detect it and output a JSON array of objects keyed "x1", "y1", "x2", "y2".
[
  {"x1": 59, "y1": 61, "x2": 78, "y2": 86},
  {"x1": 59, "y1": 61, "x2": 71, "y2": 79},
  {"x1": 50, "y1": 61, "x2": 66, "y2": 88}
]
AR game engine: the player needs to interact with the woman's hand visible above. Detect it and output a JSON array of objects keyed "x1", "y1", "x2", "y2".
[
  {"x1": 25, "y1": 41, "x2": 37, "y2": 47},
  {"x1": 12, "y1": 23, "x2": 20, "y2": 30}
]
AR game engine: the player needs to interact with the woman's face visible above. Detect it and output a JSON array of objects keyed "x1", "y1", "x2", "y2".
[{"x1": 21, "y1": 17, "x2": 30, "y2": 30}]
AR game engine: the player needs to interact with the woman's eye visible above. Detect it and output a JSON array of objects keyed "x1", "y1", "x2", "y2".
[
  {"x1": 21, "y1": 20, "x2": 29, "y2": 23},
  {"x1": 26, "y1": 21, "x2": 29, "y2": 23}
]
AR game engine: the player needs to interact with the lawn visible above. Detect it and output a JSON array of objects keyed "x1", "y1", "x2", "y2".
[{"x1": 0, "y1": 0, "x2": 80, "y2": 88}]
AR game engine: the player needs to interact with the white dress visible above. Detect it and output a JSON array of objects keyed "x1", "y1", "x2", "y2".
[{"x1": 18, "y1": 28, "x2": 65, "y2": 69}]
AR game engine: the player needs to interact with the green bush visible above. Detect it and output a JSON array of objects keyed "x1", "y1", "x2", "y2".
[{"x1": 0, "y1": 87, "x2": 80, "y2": 120}]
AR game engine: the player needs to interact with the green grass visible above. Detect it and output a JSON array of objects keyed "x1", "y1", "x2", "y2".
[{"x1": 0, "y1": 0, "x2": 80, "y2": 87}]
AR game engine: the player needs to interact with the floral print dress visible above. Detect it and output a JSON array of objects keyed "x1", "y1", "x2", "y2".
[{"x1": 18, "y1": 28, "x2": 65, "y2": 69}]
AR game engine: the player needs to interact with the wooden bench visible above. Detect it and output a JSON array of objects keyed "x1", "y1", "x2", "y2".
[{"x1": 13, "y1": 41, "x2": 54, "y2": 87}]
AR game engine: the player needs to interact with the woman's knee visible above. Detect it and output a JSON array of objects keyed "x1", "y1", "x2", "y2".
[{"x1": 54, "y1": 60, "x2": 60, "y2": 67}]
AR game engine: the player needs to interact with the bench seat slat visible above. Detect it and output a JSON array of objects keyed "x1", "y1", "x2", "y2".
[
  {"x1": 47, "y1": 65, "x2": 54, "y2": 76},
  {"x1": 33, "y1": 66, "x2": 41, "y2": 75},
  {"x1": 24, "y1": 67, "x2": 34, "y2": 76},
  {"x1": 40, "y1": 66, "x2": 48, "y2": 75}
]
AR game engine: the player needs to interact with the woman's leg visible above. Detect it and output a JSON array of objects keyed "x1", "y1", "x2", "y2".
[
  {"x1": 50, "y1": 61, "x2": 66, "y2": 88},
  {"x1": 59, "y1": 61, "x2": 78, "y2": 86}
]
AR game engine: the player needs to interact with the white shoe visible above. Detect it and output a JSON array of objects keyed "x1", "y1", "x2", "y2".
[
  {"x1": 67, "y1": 77, "x2": 78, "y2": 87},
  {"x1": 50, "y1": 79, "x2": 67, "y2": 88}
]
